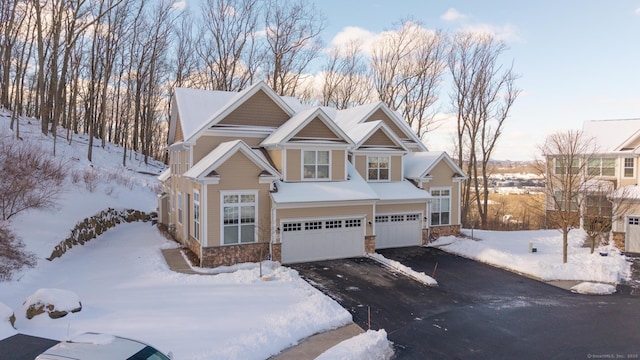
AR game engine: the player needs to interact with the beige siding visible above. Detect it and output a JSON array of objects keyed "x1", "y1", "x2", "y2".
[
  {"x1": 206, "y1": 152, "x2": 272, "y2": 247},
  {"x1": 423, "y1": 160, "x2": 461, "y2": 226},
  {"x1": 391, "y1": 155, "x2": 402, "y2": 181},
  {"x1": 354, "y1": 155, "x2": 367, "y2": 180},
  {"x1": 362, "y1": 129, "x2": 397, "y2": 147},
  {"x1": 268, "y1": 149, "x2": 284, "y2": 173},
  {"x1": 218, "y1": 89, "x2": 290, "y2": 127},
  {"x1": 276, "y1": 204, "x2": 375, "y2": 236},
  {"x1": 377, "y1": 203, "x2": 426, "y2": 214},
  {"x1": 332, "y1": 150, "x2": 346, "y2": 180},
  {"x1": 365, "y1": 109, "x2": 408, "y2": 140},
  {"x1": 189, "y1": 182, "x2": 202, "y2": 243},
  {"x1": 175, "y1": 118, "x2": 184, "y2": 143},
  {"x1": 294, "y1": 117, "x2": 341, "y2": 140},
  {"x1": 193, "y1": 135, "x2": 266, "y2": 165},
  {"x1": 285, "y1": 149, "x2": 301, "y2": 181}
]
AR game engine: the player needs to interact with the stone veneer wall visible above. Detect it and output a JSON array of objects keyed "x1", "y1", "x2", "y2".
[
  {"x1": 612, "y1": 231, "x2": 625, "y2": 251},
  {"x1": 271, "y1": 243, "x2": 282, "y2": 263},
  {"x1": 201, "y1": 242, "x2": 270, "y2": 268},
  {"x1": 365, "y1": 235, "x2": 376, "y2": 253},
  {"x1": 429, "y1": 225, "x2": 461, "y2": 239}
]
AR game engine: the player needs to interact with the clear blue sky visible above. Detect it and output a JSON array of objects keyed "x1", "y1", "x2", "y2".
[
  {"x1": 309, "y1": 0, "x2": 640, "y2": 161},
  {"x1": 184, "y1": 0, "x2": 640, "y2": 161}
]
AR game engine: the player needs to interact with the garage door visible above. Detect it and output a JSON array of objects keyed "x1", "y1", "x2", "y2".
[
  {"x1": 281, "y1": 218, "x2": 365, "y2": 264},
  {"x1": 375, "y1": 213, "x2": 422, "y2": 249},
  {"x1": 626, "y1": 216, "x2": 640, "y2": 253}
]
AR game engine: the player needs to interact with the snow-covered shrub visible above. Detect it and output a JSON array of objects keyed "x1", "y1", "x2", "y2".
[
  {"x1": 0, "y1": 222, "x2": 36, "y2": 281},
  {"x1": 82, "y1": 168, "x2": 100, "y2": 192}
]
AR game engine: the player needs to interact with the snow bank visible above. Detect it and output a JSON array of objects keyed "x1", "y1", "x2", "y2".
[
  {"x1": 429, "y1": 229, "x2": 631, "y2": 284},
  {"x1": 571, "y1": 282, "x2": 617, "y2": 295},
  {"x1": 315, "y1": 329, "x2": 394, "y2": 360},
  {"x1": 368, "y1": 253, "x2": 437, "y2": 286},
  {"x1": 22, "y1": 288, "x2": 81, "y2": 314}
]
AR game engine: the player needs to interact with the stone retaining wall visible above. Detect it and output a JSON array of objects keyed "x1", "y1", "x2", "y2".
[{"x1": 47, "y1": 208, "x2": 156, "y2": 261}]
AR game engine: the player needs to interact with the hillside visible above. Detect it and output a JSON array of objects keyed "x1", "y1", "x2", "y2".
[{"x1": 0, "y1": 109, "x2": 166, "y2": 269}]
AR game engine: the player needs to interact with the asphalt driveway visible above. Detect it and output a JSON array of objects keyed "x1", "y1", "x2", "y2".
[{"x1": 291, "y1": 247, "x2": 640, "y2": 359}]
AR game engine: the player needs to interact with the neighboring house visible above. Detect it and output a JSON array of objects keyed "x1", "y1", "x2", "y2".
[
  {"x1": 157, "y1": 82, "x2": 466, "y2": 267},
  {"x1": 545, "y1": 118, "x2": 640, "y2": 254}
]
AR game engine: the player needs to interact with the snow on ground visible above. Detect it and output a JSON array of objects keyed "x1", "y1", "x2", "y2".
[
  {"x1": 368, "y1": 253, "x2": 437, "y2": 286},
  {"x1": 316, "y1": 330, "x2": 394, "y2": 360},
  {"x1": 0, "y1": 113, "x2": 356, "y2": 359},
  {"x1": 430, "y1": 229, "x2": 631, "y2": 286},
  {"x1": 571, "y1": 282, "x2": 617, "y2": 295}
]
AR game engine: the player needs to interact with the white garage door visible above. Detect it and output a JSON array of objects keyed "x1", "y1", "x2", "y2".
[
  {"x1": 375, "y1": 213, "x2": 422, "y2": 249},
  {"x1": 626, "y1": 216, "x2": 640, "y2": 253},
  {"x1": 281, "y1": 218, "x2": 365, "y2": 264}
]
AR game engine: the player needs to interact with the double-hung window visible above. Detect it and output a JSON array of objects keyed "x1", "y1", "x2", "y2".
[
  {"x1": 222, "y1": 192, "x2": 256, "y2": 245},
  {"x1": 303, "y1": 150, "x2": 330, "y2": 179},
  {"x1": 430, "y1": 188, "x2": 451, "y2": 226},
  {"x1": 177, "y1": 192, "x2": 183, "y2": 224},
  {"x1": 367, "y1": 156, "x2": 390, "y2": 181},
  {"x1": 553, "y1": 190, "x2": 578, "y2": 211},
  {"x1": 588, "y1": 157, "x2": 615, "y2": 176},
  {"x1": 554, "y1": 157, "x2": 579, "y2": 175},
  {"x1": 193, "y1": 190, "x2": 200, "y2": 240},
  {"x1": 624, "y1": 158, "x2": 635, "y2": 178}
]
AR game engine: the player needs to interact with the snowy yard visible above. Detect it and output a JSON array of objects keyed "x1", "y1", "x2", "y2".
[{"x1": 430, "y1": 228, "x2": 631, "y2": 294}]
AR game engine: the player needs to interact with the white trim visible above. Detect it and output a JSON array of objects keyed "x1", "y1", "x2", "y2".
[
  {"x1": 273, "y1": 199, "x2": 376, "y2": 210},
  {"x1": 177, "y1": 192, "x2": 183, "y2": 225},
  {"x1": 430, "y1": 186, "x2": 452, "y2": 226},
  {"x1": 219, "y1": 190, "x2": 259, "y2": 246},
  {"x1": 202, "y1": 185, "x2": 208, "y2": 247},
  {"x1": 301, "y1": 149, "x2": 332, "y2": 181},
  {"x1": 283, "y1": 148, "x2": 288, "y2": 182},
  {"x1": 623, "y1": 157, "x2": 636, "y2": 178},
  {"x1": 366, "y1": 155, "x2": 391, "y2": 182},
  {"x1": 193, "y1": 189, "x2": 201, "y2": 242},
  {"x1": 279, "y1": 214, "x2": 367, "y2": 243},
  {"x1": 204, "y1": 127, "x2": 276, "y2": 139}
]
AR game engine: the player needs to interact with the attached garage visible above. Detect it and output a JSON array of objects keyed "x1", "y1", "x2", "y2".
[
  {"x1": 280, "y1": 217, "x2": 365, "y2": 263},
  {"x1": 375, "y1": 213, "x2": 422, "y2": 249},
  {"x1": 626, "y1": 216, "x2": 640, "y2": 254}
]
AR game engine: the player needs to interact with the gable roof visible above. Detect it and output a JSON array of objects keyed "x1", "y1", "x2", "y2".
[
  {"x1": 334, "y1": 102, "x2": 428, "y2": 151},
  {"x1": 171, "y1": 82, "x2": 301, "y2": 145},
  {"x1": 346, "y1": 120, "x2": 408, "y2": 151},
  {"x1": 184, "y1": 140, "x2": 280, "y2": 180},
  {"x1": 583, "y1": 118, "x2": 640, "y2": 153},
  {"x1": 403, "y1": 151, "x2": 466, "y2": 179},
  {"x1": 261, "y1": 107, "x2": 354, "y2": 147}
]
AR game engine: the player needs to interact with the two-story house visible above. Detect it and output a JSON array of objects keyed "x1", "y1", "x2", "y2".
[
  {"x1": 157, "y1": 82, "x2": 466, "y2": 267},
  {"x1": 545, "y1": 118, "x2": 640, "y2": 254}
]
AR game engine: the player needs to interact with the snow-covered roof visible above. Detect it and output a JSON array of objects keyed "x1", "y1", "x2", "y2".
[
  {"x1": 403, "y1": 151, "x2": 445, "y2": 179},
  {"x1": 184, "y1": 140, "x2": 280, "y2": 180},
  {"x1": 610, "y1": 185, "x2": 640, "y2": 201},
  {"x1": 157, "y1": 168, "x2": 171, "y2": 182},
  {"x1": 261, "y1": 107, "x2": 352, "y2": 147},
  {"x1": 368, "y1": 181, "x2": 430, "y2": 201},
  {"x1": 173, "y1": 87, "x2": 236, "y2": 142},
  {"x1": 271, "y1": 163, "x2": 378, "y2": 204},
  {"x1": 582, "y1": 118, "x2": 640, "y2": 153},
  {"x1": 346, "y1": 121, "x2": 407, "y2": 151}
]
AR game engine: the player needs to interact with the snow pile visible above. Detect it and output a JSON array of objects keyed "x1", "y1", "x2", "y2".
[
  {"x1": 430, "y1": 229, "x2": 631, "y2": 284},
  {"x1": 368, "y1": 253, "x2": 437, "y2": 286},
  {"x1": 315, "y1": 329, "x2": 394, "y2": 360},
  {"x1": 22, "y1": 288, "x2": 81, "y2": 315},
  {"x1": 0, "y1": 302, "x2": 14, "y2": 332},
  {"x1": 570, "y1": 282, "x2": 617, "y2": 295}
]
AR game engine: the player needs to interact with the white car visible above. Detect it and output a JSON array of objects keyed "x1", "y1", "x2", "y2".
[{"x1": 35, "y1": 332, "x2": 172, "y2": 360}]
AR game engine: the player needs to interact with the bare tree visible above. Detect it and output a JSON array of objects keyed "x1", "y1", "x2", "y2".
[
  {"x1": 537, "y1": 130, "x2": 597, "y2": 263},
  {"x1": 263, "y1": 0, "x2": 325, "y2": 96},
  {"x1": 371, "y1": 20, "x2": 447, "y2": 138},
  {"x1": 197, "y1": 0, "x2": 262, "y2": 91},
  {"x1": 0, "y1": 130, "x2": 67, "y2": 222},
  {"x1": 449, "y1": 32, "x2": 519, "y2": 229},
  {"x1": 321, "y1": 40, "x2": 371, "y2": 109}
]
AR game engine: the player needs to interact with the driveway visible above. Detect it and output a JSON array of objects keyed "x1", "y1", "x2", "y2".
[{"x1": 291, "y1": 247, "x2": 640, "y2": 359}]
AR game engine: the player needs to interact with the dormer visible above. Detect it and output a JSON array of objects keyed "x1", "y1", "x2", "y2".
[{"x1": 261, "y1": 108, "x2": 354, "y2": 182}]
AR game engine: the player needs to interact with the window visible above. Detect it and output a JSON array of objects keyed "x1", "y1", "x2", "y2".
[
  {"x1": 193, "y1": 190, "x2": 200, "y2": 240},
  {"x1": 375, "y1": 215, "x2": 389, "y2": 223},
  {"x1": 345, "y1": 219, "x2": 361, "y2": 227},
  {"x1": 325, "y1": 220, "x2": 342, "y2": 229},
  {"x1": 629, "y1": 217, "x2": 640, "y2": 226},
  {"x1": 283, "y1": 222, "x2": 301, "y2": 232},
  {"x1": 367, "y1": 156, "x2": 390, "y2": 181},
  {"x1": 303, "y1": 150, "x2": 330, "y2": 179},
  {"x1": 554, "y1": 157, "x2": 579, "y2": 175},
  {"x1": 553, "y1": 190, "x2": 578, "y2": 211},
  {"x1": 177, "y1": 192, "x2": 183, "y2": 224},
  {"x1": 391, "y1": 215, "x2": 404, "y2": 222},
  {"x1": 624, "y1": 158, "x2": 635, "y2": 178},
  {"x1": 305, "y1": 221, "x2": 323, "y2": 230},
  {"x1": 587, "y1": 157, "x2": 615, "y2": 176},
  {"x1": 431, "y1": 188, "x2": 451, "y2": 226},
  {"x1": 406, "y1": 214, "x2": 420, "y2": 221},
  {"x1": 222, "y1": 193, "x2": 256, "y2": 245}
]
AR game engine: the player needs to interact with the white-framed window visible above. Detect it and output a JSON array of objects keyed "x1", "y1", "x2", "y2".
[
  {"x1": 193, "y1": 190, "x2": 200, "y2": 240},
  {"x1": 554, "y1": 157, "x2": 579, "y2": 175},
  {"x1": 588, "y1": 157, "x2": 615, "y2": 176},
  {"x1": 177, "y1": 192, "x2": 183, "y2": 224},
  {"x1": 222, "y1": 192, "x2": 257, "y2": 245},
  {"x1": 431, "y1": 188, "x2": 451, "y2": 226},
  {"x1": 553, "y1": 190, "x2": 578, "y2": 211},
  {"x1": 303, "y1": 150, "x2": 330, "y2": 180},
  {"x1": 624, "y1": 158, "x2": 635, "y2": 178},
  {"x1": 367, "y1": 156, "x2": 390, "y2": 181}
]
